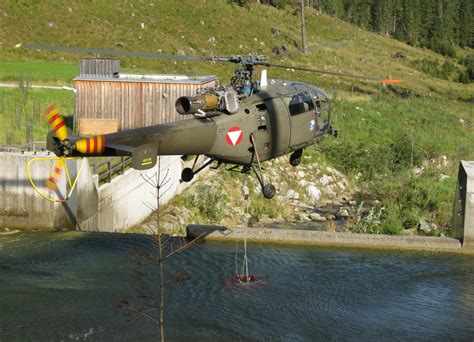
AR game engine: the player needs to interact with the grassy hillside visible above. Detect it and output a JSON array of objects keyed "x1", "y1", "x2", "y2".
[
  {"x1": 0, "y1": 0, "x2": 472, "y2": 98},
  {"x1": 0, "y1": 0, "x2": 472, "y2": 232}
]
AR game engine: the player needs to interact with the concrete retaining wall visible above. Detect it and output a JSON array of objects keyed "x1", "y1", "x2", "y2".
[
  {"x1": 97, "y1": 156, "x2": 182, "y2": 232},
  {"x1": 0, "y1": 153, "x2": 187, "y2": 232},
  {"x1": 453, "y1": 160, "x2": 474, "y2": 250},
  {"x1": 0, "y1": 152, "x2": 97, "y2": 230},
  {"x1": 187, "y1": 225, "x2": 468, "y2": 254}
]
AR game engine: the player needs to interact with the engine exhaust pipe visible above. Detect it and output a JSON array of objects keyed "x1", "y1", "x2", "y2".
[{"x1": 175, "y1": 94, "x2": 219, "y2": 115}]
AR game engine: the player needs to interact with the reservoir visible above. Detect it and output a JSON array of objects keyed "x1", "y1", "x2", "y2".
[{"x1": 1, "y1": 232, "x2": 473, "y2": 340}]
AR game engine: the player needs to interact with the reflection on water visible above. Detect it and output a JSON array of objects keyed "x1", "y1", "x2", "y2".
[{"x1": 0, "y1": 232, "x2": 473, "y2": 340}]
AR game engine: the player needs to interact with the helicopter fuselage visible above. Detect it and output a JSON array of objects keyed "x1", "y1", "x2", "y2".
[{"x1": 61, "y1": 79, "x2": 332, "y2": 169}]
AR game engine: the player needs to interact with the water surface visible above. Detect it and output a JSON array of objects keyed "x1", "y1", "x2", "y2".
[{"x1": 0, "y1": 232, "x2": 473, "y2": 340}]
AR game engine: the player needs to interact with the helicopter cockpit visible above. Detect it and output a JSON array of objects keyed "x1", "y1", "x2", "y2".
[
  {"x1": 287, "y1": 92, "x2": 314, "y2": 116},
  {"x1": 291, "y1": 83, "x2": 331, "y2": 132}
]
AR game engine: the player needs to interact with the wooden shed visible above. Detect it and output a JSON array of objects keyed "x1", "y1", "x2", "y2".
[{"x1": 74, "y1": 58, "x2": 217, "y2": 134}]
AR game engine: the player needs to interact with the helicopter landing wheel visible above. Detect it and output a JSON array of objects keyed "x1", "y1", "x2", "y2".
[
  {"x1": 262, "y1": 184, "x2": 276, "y2": 199},
  {"x1": 181, "y1": 167, "x2": 194, "y2": 182},
  {"x1": 290, "y1": 150, "x2": 303, "y2": 167}
]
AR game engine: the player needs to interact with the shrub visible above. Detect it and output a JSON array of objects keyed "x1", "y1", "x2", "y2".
[
  {"x1": 378, "y1": 207, "x2": 404, "y2": 235},
  {"x1": 401, "y1": 207, "x2": 420, "y2": 229},
  {"x1": 185, "y1": 184, "x2": 228, "y2": 222},
  {"x1": 351, "y1": 202, "x2": 385, "y2": 234},
  {"x1": 459, "y1": 56, "x2": 474, "y2": 83},
  {"x1": 410, "y1": 59, "x2": 458, "y2": 81}
]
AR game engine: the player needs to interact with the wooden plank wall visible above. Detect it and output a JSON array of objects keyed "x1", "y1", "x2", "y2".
[
  {"x1": 79, "y1": 58, "x2": 120, "y2": 78},
  {"x1": 74, "y1": 79, "x2": 216, "y2": 131}
]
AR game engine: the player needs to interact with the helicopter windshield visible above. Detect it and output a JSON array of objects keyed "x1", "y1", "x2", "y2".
[
  {"x1": 286, "y1": 92, "x2": 314, "y2": 116},
  {"x1": 292, "y1": 82, "x2": 329, "y2": 101},
  {"x1": 291, "y1": 82, "x2": 331, "y2": 131}
]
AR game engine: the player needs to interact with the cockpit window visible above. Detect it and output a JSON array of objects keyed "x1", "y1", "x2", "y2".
[{"x1": 285, "y1": 92, "x2": 314, "y2": 116}]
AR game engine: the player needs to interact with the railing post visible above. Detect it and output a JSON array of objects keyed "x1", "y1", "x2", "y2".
[
  {"x1": 107, "y1": 160, "x2": 112, "y2": 183},
  {"x1": 121, "y1": 156, "x2": 124, "y2": 175}
]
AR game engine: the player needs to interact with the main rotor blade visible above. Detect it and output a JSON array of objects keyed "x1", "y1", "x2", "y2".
[
  {"x1": 16, "y1": 43, "x2": 208, "y2": 62},
  {"x1": 264, "y1": 62, "x2": 387, "y2": 82}
]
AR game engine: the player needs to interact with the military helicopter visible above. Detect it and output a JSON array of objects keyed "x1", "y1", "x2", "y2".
[{"x1": 18, "y1": 44, "x2": 400, "y2": 199}]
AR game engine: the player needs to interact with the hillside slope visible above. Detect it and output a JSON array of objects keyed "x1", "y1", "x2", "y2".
[{"x1": 0, "y1": 0, "x2": 472, "y2": 99}]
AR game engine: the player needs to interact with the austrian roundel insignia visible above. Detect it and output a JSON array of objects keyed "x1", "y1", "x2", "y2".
[{"x1": 226, "y1": 126, "x2": 243, "y2": 146}]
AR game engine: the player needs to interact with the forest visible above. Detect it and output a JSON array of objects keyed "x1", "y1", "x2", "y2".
[{"x1": 237, "y1": 0, "x2": 474, "y2": 56}]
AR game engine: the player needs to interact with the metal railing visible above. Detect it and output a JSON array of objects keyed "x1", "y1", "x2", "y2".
[
  {"x1": 0, "y1": 141, "x2": 47, "y2": 153},
  {"x1": 0, "y1": 142, "x2": 131, "y2": 185},
  {"x1": 92, "y1": 156, "x2": 132, "y2": 185}
]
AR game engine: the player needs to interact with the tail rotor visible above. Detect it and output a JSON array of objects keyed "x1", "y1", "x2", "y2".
[{"x1": 43, "y1": 105, "x2": 69, "y2": 192}]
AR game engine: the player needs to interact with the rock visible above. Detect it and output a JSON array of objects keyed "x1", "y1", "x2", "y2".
[
  {"x1": 319, "y1": 175, "x2": 331, "y2": 186},
  {"x1": 326, "y1": 214, "x2": 336, "y2": 221},
  {"x1": 306, "y1": 185, "x2": 322, "y2": 203},
  {"x1": 418, "y1": 220, "x2": 437, "y2": 234},
  {"x1": 297, "y1": 171, "x2": 305, "y2": 178},
  {"x1": 439, "y1": 174, "x2": 450, "y2": 181},
  {"x1": 403, "y1": 227, "x2": 417, "y2": 236},
  {"x1": 392, "y1": 51, "x2": 406, "y2": 59},
  {"x1": 258, "y1": 217, "x2": 274, "y2": 225},
  {"x1": 336, "y1": 181, "x2": 346, "y2": 190},
  {"x1": 297, "y1": 213, "x2": 312, "y2": 222},
  {"x1": 274, "y1": 217, "x2": 285, "y2": 224},
  {"x1": 412, "y1": 167, "x2": 423, "y2": 176},
  {"x1": 310, "y1": 213, "x2": 326, "y2": 222},
  {"x1": 285, "y1": 189, "x2": 299, "y2": 201},
  {"x1": 336, "y1": 208, "x2": 349, "y2": 218},
  {"x1": 349, "y1": 200, "x2": 357, "y2": 206},
  {"x1": 287, "y1": 215, "x2": 299, "y2": 223},
  {"x1": 333, "y1": 169, "x2": 343, "y2": 178},
  {"x1": 298, "y1": 179, "x2": 308, "y2": 187}
]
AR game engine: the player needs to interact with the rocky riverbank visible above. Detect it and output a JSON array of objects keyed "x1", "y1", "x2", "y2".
[
  {"x1": 132, "y1": 149, "x2": 452, "y2": 239},
  {"x1": 135, "y1": 154, "x2": 378, "y2": 235}
]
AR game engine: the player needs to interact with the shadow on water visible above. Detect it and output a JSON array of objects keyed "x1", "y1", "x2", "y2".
[{"x1": 0, "y1": 231, "x2": 474, "y2": 340}]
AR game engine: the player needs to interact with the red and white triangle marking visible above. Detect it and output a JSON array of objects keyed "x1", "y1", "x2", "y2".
[{"x1": 226, "y1": 126, "x2": 243, "y2": 146}]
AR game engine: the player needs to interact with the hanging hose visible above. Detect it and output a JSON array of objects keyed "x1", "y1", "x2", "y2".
[
  {"x1": 26, "y1": 157, "x2": 86, "y2": 203},
  {"x1": 234, "y1": 172, "x2": 251, "y2": 283}
]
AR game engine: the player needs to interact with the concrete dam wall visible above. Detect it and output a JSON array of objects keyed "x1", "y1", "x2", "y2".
[
  {"x1": 0, "y1": 152, "x2": 185, "y2": 232},
  {"x1": 0, "y1": 152, "x2": 97, "y2": 230}
]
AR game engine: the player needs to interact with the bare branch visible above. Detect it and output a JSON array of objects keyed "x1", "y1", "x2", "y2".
[{"x1": 165, "y1": 233, "x2": 205, "y2": 259}]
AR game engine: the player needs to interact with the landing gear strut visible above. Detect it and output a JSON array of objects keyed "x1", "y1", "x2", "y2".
[
  {"x1": 289, "y1": 149, "x2": 303, "y2": 167},
  {"x1": 181, "y1": 155, "x2": 214, "y2": 183},
  {"x1": 249, "y1": 133, "x2": 275, "y2": 199}
]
